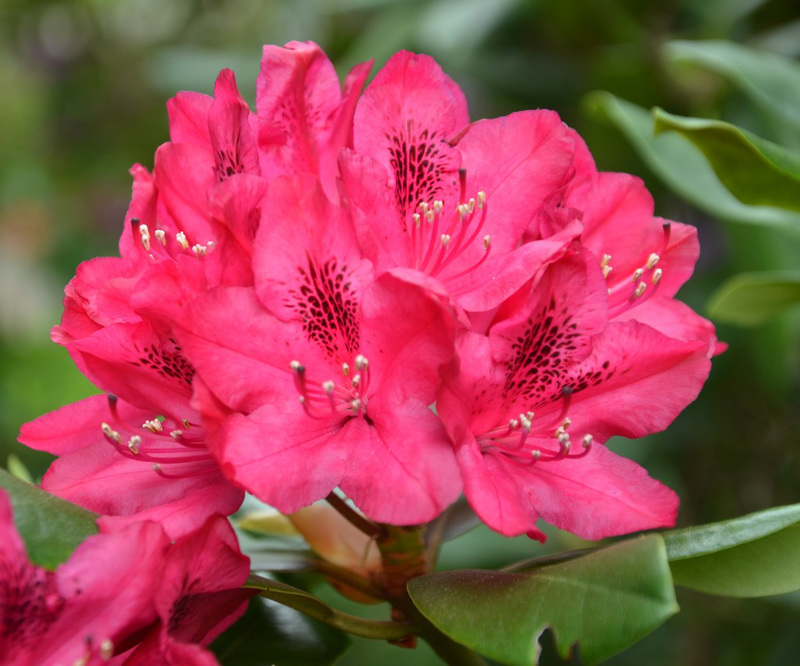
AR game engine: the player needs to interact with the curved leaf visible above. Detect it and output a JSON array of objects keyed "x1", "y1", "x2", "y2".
[
  {"x1": 407, "y1": 535, "x2": 678, "y2": 665},
  {"x1": 654, "y1": 109, "x2": 800, "y2": 211},
  {"x1": 210, "y1": 596, "x2": 350, "y2": 666},
  {"x1": 707, "y1": 270, "x2": 800, "y2": 325},
  {"x1": 664, "y1": 40, "x2": 800, "y2": 134},
  {"x1": 583, "y1": 91, "x2": 800, "y2": 233},
  {"x1": 664, "y1": 503, "x2": 800, "y2": 597},
  {"x1": 0, "y1": 467, "x2": 98, "y2": 570}
]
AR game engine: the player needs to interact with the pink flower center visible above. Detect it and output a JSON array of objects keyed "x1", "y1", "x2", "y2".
[
  {"x1": 100, "y1": 395, "x2": 216, "y2": 479},
  {"x1": 289, "y1": 355, "x2": 372, "y2": 422}
]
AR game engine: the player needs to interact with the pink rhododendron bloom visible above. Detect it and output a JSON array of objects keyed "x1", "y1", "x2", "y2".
[
  {"x1": 20, "y1": 393, "x2": 243, "y2": 538},
  {"x1": 340, "y1": 51, "x2": 580, "y2": 313},
  {"x1": 176, "y1": 177, "x2": 461, "y2": 525},
  {"x1": 438, "y1": 248, "x2": 713, "y2": 539},
  {"x1": 121, "y1": 515, "x2": 253, "y2": 665},
  {"x1": 0, "y1": 490, "x2": 167, "y2": 665}
]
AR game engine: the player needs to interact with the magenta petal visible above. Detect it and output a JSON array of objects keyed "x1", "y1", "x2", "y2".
[
  {"x1": 340, "y1": 398, "x2": 461, "y2": 524},
  {"x1": 216, "y1": 400, "x2": 349, "y2": 514},
  {"x1": 167, "y1": 90, "x2": 213, "y2": 146},
  {"x1": 457, "y1": 437, "x2": 678, "y2": 539},
  {"x1": 354, "y1": 50, "x2": 468, "y2": 219}
]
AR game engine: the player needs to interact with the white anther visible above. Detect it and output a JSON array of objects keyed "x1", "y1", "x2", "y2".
[
  {"x1": 483, "y1": 235, "x2": 491, "y2": 250},
  {"x1": 101, "y1": 423, "x2": 121, "y2": 443},
  {"x1": 634, "y1": 282, "x2": 647, "y2": 298},
  {"x1": 100, "y1": 639, "x2": 114, "y2": 660},
  {"x1": 467, "y1": 198, "x2": 475, "y2": 214},
  {"x1": 632, "y1": 268, "x2": 644, "y2": 283},
  {"x1": 355, "y1": 355, "x2": 368, "y2": 370},
  {"x1": 531, "y1": 450, "x2": 541, "y2": 461},
  {"x1": 509, "y1": 418, "x2": 519, "y2": 429},
  {"x1": 477, "y1": 191, "x2": 486, "y2": 208},
  {"x1": 602, "y1": 264, "x2": 613, "y2": 279},
  {"x1": 425, "y1": 210, "x2": 435, "y2": 224},
  {"x1": 351, "y1": 375, "x2": 361, "y2": 388},
  {"x1": 170, "y1": 430, "x2": 183, "y2": 439},
  {"x1": 350, "y1": 398, "x2": 362, "y2": 412},
  {"x1": 206, "y1": 240, "x2": 216, "y2": 251},
  {"x1": 290, "y1": 360, "x2": 302, "y2": 371},
  {"x1": 413, "y1": 213, "x2": 421, "y2": 228},
  {"x1": 127, "y1": 435, "x2": 141, "y2": 455},
  {"x1": 646, "y1": 253, "x2": 660, "y2": 270},
  {"x1": 154, "y1": 229, "x2": 166, "y2": 246},
  {"x1": 139, "y1": 224, "x2": 151, "y2": 251},
  {"x1": 519, "y1": 415, "x2": 532, "y2": 432},
  {"x1": 181, "y1": 418, "x2": 191, "y2": 428},
  {"x1": 441, "y1": 234, "x2": 451, "y2": 246},
  {"x1": 342, "y1": 363, "x2": 350, "y2": 376},
  {"x1": 561, "y1": 417, "x2": 571, "y2": 429},
  {"x1": 419, "y1": 202, "x2": 429, "y2": 214},
  {"x1": 192, "y1": 244, "x2": 207, "y2": 256},
  {"x1": 652, "y1": 268, "x2": 662, "y2": 285},
  {"x1": 601, "y1": 253, "x2": 612, "y2": 268},
  {"x1": 323, "y1": 380, "x2": 335, "y2": 394},
  {"x1": 433, "y1": 200, "x2": 444, "y2": 215},
  {"x1": 142, "y1": 419, "x2": 163, "y2": 433},
  {"x1": 558, "y1": 432, "x2": 571, "y2": 448},
  {"x1": 582, "y1": 434, "x2": 594, "y2": 448},
  {"x1": 457, "y1": 204, "x2": 467, "y2": 220},
  {"x1": 176, "y1": 231, "x2": 189, "y2": 250},
  {"x1": 526, "y1": 411, "x2": 535, "y2": 420}
]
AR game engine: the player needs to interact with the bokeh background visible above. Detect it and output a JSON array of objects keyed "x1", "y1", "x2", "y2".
[{"x1": 2, "y1": 1, "x2": 800, "y2": 664}]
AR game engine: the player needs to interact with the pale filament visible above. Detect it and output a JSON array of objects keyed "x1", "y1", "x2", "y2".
[
  {"x1": 410, "y1": 169, "x2": 490, "y2": 279},
  {"x1": 291, "y1": 355, "x2": 372, "y2": 420},
  {"x1": 604, "y1": 222, "x2": 671, "y2": 318}
]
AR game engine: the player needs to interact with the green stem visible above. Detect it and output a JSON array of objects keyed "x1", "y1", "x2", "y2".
[
  {"x1": 245, "y1": 573, "x2": 415, "y2": 641},
  {"x1": 418, "y1": 623, "x2": 488, "y2": 666},
  {"x1": 313, "y1": 559, "x2": 386, "y2": 601}
]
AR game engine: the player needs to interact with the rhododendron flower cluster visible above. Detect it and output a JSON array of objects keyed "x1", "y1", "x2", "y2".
[{"x1": 21, "y1": 41, "x2": 718, "y2": 546}]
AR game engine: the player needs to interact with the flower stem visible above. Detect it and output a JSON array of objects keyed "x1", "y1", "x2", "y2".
[
  {"x1": 326, "y1": 491, "x2": 386, "y2": 540},
  {"x1": 245, "y1": 573, "x2": 415, "y2": 641}
]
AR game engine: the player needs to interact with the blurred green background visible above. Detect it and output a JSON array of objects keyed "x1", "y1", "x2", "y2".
[{"x1": 2, "y1": 0, "x2": 800, "y2": 664}]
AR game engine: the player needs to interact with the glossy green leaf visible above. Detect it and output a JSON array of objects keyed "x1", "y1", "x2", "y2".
[
  {"x1": 407, "y1": 535, "x2": 678, "y2": 665},
  {"x1": 211, "y1": 596, "x2": 350, "y2": 666},
  {"x1": 664, "y1": 40, "x2": 800, "y2": 134},
  {"x1": 707, "y1": 271, "x2": 800, "y2": 325},
  {"x1": 0, "y1": 467, "x2": 97, "y2": 570},
  {"x1": 584, "y1": 91, "x2": 800, "y2": 233},
  {"x1": 653, "y1": 109, "x2": 800, "y2": 211},
  {"x1": 664, "y1": 503, "x2": 800, "y2": 597}
]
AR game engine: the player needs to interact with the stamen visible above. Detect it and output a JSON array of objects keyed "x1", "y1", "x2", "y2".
[
  {"x1": 170, "y1": 430, "x2": 183, "y2": 439},
  {"x1": 127, "y1": 435, "x2": 141, "y2": 454},
  {"x1": 101, "y1": 423, "x2": 121, "y2": 443},
  {"x1": 602, "y1": 264, "x2": 613, "y2": 279},
  {"x1": 634, "y1": 282, "x2": 647, "y2": 298},
  {"x1": 139, "y1": 224, "x2": 151, "y2": 251},
  {"x1": 632, "y1": 268, "x2": 644, "y2": 283},
  {"x1": 646, "y1": 253, "x2": 660, "y2": 270},
  {"x1": 154, "y1": 229, "x2": 166, "y2": 246},
  {"x1": 192, "y1": 244, "x2": 208, "y2": 256},
  {"x1": 342, "y1": 363, "x2": 350, "y2": 376},
  {"x1": 652, "y1": 268, "x2": 662, "y2": 285},
  {"x1": 100, "y1": 639, "x2": 114, "y2": 660},
  {"x1": 176, "y1": 231, "x2": 189, "y2": 250},
  {"x1": 142, "y1": 419, "x2": 163, "y2": 433},
  {"x1": 601, "y1": 253, "x2": 612, "y2": 268}
]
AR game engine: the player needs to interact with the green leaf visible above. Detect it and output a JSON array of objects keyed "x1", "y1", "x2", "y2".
[
  {"x1": 407, "y1": 535, "x2": 678, "y2": 665},
  {"x1": 584, "y1": 91, "x2": 800, "y2": 233},
  {"x1": 0, "y1": 467, "x2": 98, "y2": 569},
  {"x1": 707, "y1": 270, "x2": 800, "y2": 325},
  {"x1": 664, "y1": 40, "x2": 800, "y2": 136},
  {"x1": 653, "y1": 109, "x2": 800, "y2": 211},
  {"x1": 210, "y1": 596, "x2": 350, "y2": 666},
  {"x1": 664, "y1": 503, "x2": 800, "y2": 597}
]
